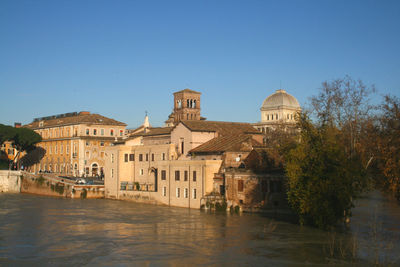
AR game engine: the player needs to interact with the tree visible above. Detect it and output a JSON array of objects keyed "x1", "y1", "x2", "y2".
[
  {"x1": 19, "y1": 146, "x2": 46, "y2": 169},
  {"x1": 375, "y1": 95, "x2": 400, "y2": 196},
  {"x1": 285, "y1": 113, "x2": 367, "y2": 229},
  {"x1": 0, "y1": 124, "x2": 16, "y2": 145},
  {"x1": 0, "y1": 124, "x2": 42, "y2": 169},
  {"x1": 310, "y1": 76, "x2": 375, "y2": 161}
]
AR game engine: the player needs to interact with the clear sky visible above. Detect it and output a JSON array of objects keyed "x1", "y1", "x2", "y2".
[{"x1": 1, "y1": 0, "x2": 399, "y2": 128}]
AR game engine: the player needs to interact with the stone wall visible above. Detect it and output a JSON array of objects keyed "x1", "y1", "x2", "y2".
[
  {"x1": 0, "y1": 170, "x2": 21, "y2": 193},
  {"x1": 20, "y1": 173, "x2": 104, "y2": 199}
]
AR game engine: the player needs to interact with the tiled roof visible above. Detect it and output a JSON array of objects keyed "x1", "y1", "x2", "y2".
[
  {"x1": 24, "y1": 112, "x2": 126, "y2": 129},
  {"x1": 143, "y1": 127, "x2": 173, "y2": 136},
  {"x1": 180, "y1": 120, "x2": 261, "y2": 135},
  {"x1": 174, "y1": 88, "x2": 201, "y2": 95},
  {"x1": 189, "y1": 134, "x2": 262, "y2": 153}
]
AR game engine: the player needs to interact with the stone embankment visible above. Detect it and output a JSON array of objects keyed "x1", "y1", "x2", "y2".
[
  {"x1": 6, "y1": 172, "x2": 105, "y2": 199},
  {"x1": 0, "y1": 170, "x2": 21, "y2": 193}
]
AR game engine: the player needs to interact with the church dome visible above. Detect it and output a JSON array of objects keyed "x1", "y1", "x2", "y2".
[{"x1": 261, "y1": 89, "x2": 300, "y2": 110}]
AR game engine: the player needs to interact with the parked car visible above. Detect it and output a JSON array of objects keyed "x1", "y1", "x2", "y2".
[{"x1": 75, "y1": 178, "x2": 87, "y2": 185}]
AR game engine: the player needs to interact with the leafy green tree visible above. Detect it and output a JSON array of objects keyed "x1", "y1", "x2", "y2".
[
  {"x1": 285, "y1": 114, "x2": 367, "y2": 229},
  {"x1": 0, "y1": 124, "x2": 42, "y2": 169},
  {"x1": 0, "y1": 124, "x2": 16, "y2": 145}
]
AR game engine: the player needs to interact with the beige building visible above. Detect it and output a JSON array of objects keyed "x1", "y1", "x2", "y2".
[
  {"x1": 104, "y1": 88, "x2": 266, "y2": 209},
  {"x1": 25, "y1": 111, "x2": 126, "y2": 177},
  {"x1": 253, "y1": 89, "x2": 301, "y2": 134}
]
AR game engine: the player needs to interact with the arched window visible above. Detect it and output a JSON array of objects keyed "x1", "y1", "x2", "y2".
[
  {"x1": 193, "y1": 100, "x2": 196, "y2": 108},
  {"x1": 187, "y1": 99, "x2": 190, "y2": 108}
]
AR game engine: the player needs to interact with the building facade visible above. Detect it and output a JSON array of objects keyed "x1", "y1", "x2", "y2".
[{"x1": 25, "y1": 111, "x2": 126, "y2": 177}]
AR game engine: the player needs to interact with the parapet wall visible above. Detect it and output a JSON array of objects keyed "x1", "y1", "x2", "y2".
[{"x1": 0, "y1": 170, "x2": 21, "y2": 193}]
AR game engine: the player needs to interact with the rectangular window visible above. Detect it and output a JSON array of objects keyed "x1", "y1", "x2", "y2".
[
  {"x1": 86, "y1": 129, "x2": 90, "y2": 135},
  {"x1": 192, "y1": 188, "x2": 197, "y2": 199},
  {"x1": 193, "y1": 171, "x2": 197, "y2": 182},
  {"x1": 184, "y1": 188, "x2": 188, "y2": 198},
  {"x1": 55, "y1": 145, "x2": 58, "y2": 154},
  {"x1": 145, "y1": 153, "x2": 148, "y2": 161},
  {"x1": 124, "y1": 154, "x2": 128, "y2": 162},
  {"x1": 238, "y1": 180, "x2": 244, "y2": 192},
  {"x1": 100, "y1": 141, "x2": 104, "y2": 146},
  {"x1": 120, "y1": 130, "x2": 123, "y2": 136},
  {"x1": 184, "y1": 170, "x2": 188, "y2": 181},
  {"x1": 86, "y1": 141, "x2": 89, "y2": 146},
  {"x1": 111, "y1": 169, "x2": 114, "y2": 178},
  {"x1": 140, "y1": 169, "x2": 144, "y2": 175},
  {"x1": 93, "y1": 129, "x2": 97, "y2": 135},
  {"x1": 163, "y1": 186, "x2": 167, "y2": 196},
  {"x1": 110, "y1": 129, "x2": 114, "y2": 136},
  {"x1": 176, "y1": 188, "x2": 180, "y2": 198},
  {"x1": 175, "y1": 170, "x2": 180, "y2": 181},
  {"x1": 139, "y1": 154, "x2": 143, "y2": 161},
  {"x1": 129, "y1": 154, "x2": 134, "y2": 161},
  {"x1": 111, "y1": 154, "x2": 114, "y2": 163},
  {"x1": 161, "y1": 170, "x2": 166, "y2": 180},
  {"x1": 66, "y1": 146, "x2": 69, "y2": 154},
  {"x1": 162, "y1": 153, "x2": 166, "y2": 160},
  {"x1": 60, "y1": 144, "x2": 63, "y2": 154},
  {"x1": 101, "y1": 129, "x2": 104, "y2": 136},
  {"x1": 151, "y1": 153, "x2": 154, "y2": 161}
]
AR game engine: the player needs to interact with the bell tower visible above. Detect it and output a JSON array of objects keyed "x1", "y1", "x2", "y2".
[{"x1": 173, "y1": 89, "x2": 201, "y2": 123}]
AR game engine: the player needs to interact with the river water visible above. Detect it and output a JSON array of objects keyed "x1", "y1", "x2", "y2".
[{"x1": 0, "y1": 192, "x2": 399, "y2": 266}]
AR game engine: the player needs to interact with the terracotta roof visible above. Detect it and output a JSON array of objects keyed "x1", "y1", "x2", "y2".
[
  {"x1": 173, "y1": 88, "x2": 201, "y2": 95},
  {"x1": 189, "y1": 134, "x2": 262, "y2": 154},
  {"x1": 24, "y1": 112, "x2": 126, "y2": 129},
  {"x1": 180, "y1": 120, "x2": 261, "y2": 136},
  {"x1": 143, "y1": 127, "x2": 173, "y2": 136}
]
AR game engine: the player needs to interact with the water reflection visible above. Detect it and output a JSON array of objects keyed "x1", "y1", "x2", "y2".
[{"x1": 0, "y1": 192, "x2": 399, "y2": 266}]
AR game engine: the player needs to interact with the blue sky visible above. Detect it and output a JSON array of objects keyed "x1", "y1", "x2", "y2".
[{"x1": 1, "y1": 0, "x2": 399, "y2": 128}]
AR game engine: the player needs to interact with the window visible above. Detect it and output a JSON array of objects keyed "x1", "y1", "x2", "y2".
[
  {"x1": 238, "y1": 180, "x2": 244, "y2": 192},
  {"x1": 86, "y1": 129, "x2": 90, "y2": 135},
  {"x1": 60, "y1": 144, "x2": 63, "y2": 154},
  {"x1": 66, "y1": 146, "x2": 69, "y2": 154},
  {"x1": 176, "y1": 188, "x2": 180, "y2": 198},
  {"x1": 192, "y1": 188, "x2": 197, "y2": 199},
  {"x1": 140, "y1": 169, "x2": 144, "y2": 175},
  {"x1": 161, "y1": 170, "x2": 166, "y2": 180},
  {"x1": 129, "y1": 154, "x2": 134, "y2": 161},
  {"x1": 111, "y1": 169, "x2": 114, "y2": 178},
  {"x1": 145, "y1": 153, "x2": 148, "y2": 161},
  {"x1": 49, "y1": 146, "x2": 52, "y2": 154},
  {"x1": 193, "y1": 171, "x2": 197, "y2": 182},
  {"x1": 100, "y1": 141, "x2": 104, "y2": 146},
  {"x1": 120, "y1": 130, "x2": 123, "y2": 136},
  {"x1": 110, "y1": 129, "x2": 114, "y2": 136},
  {"x1": 111, "y1": 154, "x2": 114, "y2": 163},
  {"x1": 55, "y1": 145, "x2": 58, "y2": 154},
  {"x1": 175, "y1": 170, "x2": 180, "y2": 181},
  {"x1": 124, "y1": 154, "x2": 128, "y2": 162},
  {"x1": 184, "y1": 188, "x2": 188, "y2": 198},
  {"x1": 162, "y1": 153, "x2": 166, "y2": 160},
  {"x1": 139, "y1": 154, "x2": 143, "y2": 161},
  {"x1": 86, "y1": 141, "x2": 89, "y2": 146},
  {"x1": 101, "y1": 129, "x2": 104, "y2": 136},
  {"x1": 93, "y1": 129, "x2": 97, "y2": 135},
  {"x1": 163, "y1": 186, "x2": 167, "y2": 196},
  {"x1": 184, "y1": 170, "x2": 188, "y2": 181},
  {"x1": 151, "y1": 153, "x2": 154, "y2": 161}
]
